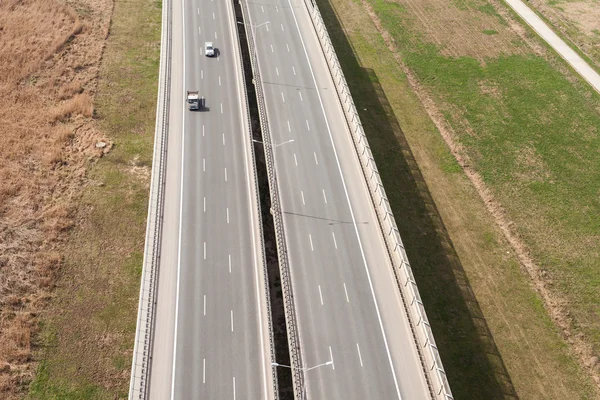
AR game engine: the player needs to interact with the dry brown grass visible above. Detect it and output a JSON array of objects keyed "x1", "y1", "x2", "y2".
[{"x1": 0, "y1": 0, "x2": 112, "y2": 397}]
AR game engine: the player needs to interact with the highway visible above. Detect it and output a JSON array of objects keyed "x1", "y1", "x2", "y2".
[
  {"x1": 244, "y1": 0, "x2": 433, "y2": 398},
  {"x1": 145, "y1": 0, "x2": 275, "y2": 398}
]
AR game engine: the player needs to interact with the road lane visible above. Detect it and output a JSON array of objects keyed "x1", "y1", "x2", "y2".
[
  {"x1": 147, "y1": 0, "x2": 275, "y2": 398},
  {"x1": 245, "y1": 0, "x2": 432, "y2": 398}
]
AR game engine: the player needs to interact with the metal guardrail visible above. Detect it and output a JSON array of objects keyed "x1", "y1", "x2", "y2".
[
  {"x1": 302, "y1": 1, "x2": 454, "y2": 399},
  {"x1": 229, "y1": 0, "x2": 279, "y2": 396},
  {"x1": 128, "y1": 0, "x2": 172, "y2": 397},
  {"x1": 237, "y1": 1, "x2": 306, "y2": 398}
]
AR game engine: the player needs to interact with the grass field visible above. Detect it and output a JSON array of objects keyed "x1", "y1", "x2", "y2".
[
  {"x1": 316, "y1": 0, "x2": 600, "y2": 397},
  {"x1": 28, "y1": 0, "x2": 160, "y2": 397}
]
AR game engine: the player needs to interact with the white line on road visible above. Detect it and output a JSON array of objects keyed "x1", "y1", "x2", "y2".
[
  {"x1": 299, "y1": 92, "x2": 303, "y2": 102},
  {"x1": 281, "y1": 92, "x2": 285, "y2": 102},
  {"x1": 201, "y1": 70, "x2": 203, "y2": 79},
  {"x1": 286, "y1": 0, "x2": 402, "y2": 394},
  {"x1": 203, "y1": 358, "x2": 206, "y2": 383},
  {"x1": 356, "y1": 343, "x2": 364, "y2": 367},
  {"x1": 332, "y1": 232, "x2": 338, "y2": 249},
  {"x1": 215, "y1": 31, "x2": 218, "y2": 39},
  {"x1": 203, "y1": 295, "x2": 206, "y2": 316},
  {"x1": 343, "y1": 282, "x2": 349, "y2": 302},
  {"x1": 212, "y1": 12, "x2": 215, "y2": 19},
  {"x1": 203, "y1": 158, "x2": 205, "y2": 172},
  {"x1": 286, "y1": 43, "x2": 290, "y2": 52},
  {"x1": 287, "y1": 120, "x2": 291, "y2": 132},
  {"x1": 318, "y1": 285, "x2": 324, "y2": 305},
  {"x1": 306, "y1": 119, "x2": 310, "y2": 131},
  {"x1": 171, "y1": 6, "x2": 187, "y2": 394},
  {"x1": 230, "y1": 310, "x2": 234, "y2": 332},
  {"x1": 261, "y1": 5, "x2": 264, "y2": 12},
  {"x1": 276, "y1": 67, "x2": 279, "y2": 76},
  {"x1": 204, "y1": 241, "x2": 206, "y2": 260},
  {"x1": 271, "y1": 44, "x2": 274, "y2": 53},
  {"x1": 309, "y1": 234, "x2": 314, "y2": 251},
  {"x1": 221, "y1": 103, "x2": 223, "y2": 114},
  {"x1": 314, "y1": 152, "x2": 319, "y2": 165},
  {"x1": 224, "y1": 168, "x2": 228, "y2": 182},
  {"x1": 276, "y1": 5, "x2": 279, "y2": 12},
  {"x1": 329, "y1": 346, "x2": 335, "y2": 370},
  {"x1": 202, "y1": 124, "x2": 205, "y2": 136},
  {"x1": 292, "y1": 66, "x2": 296, "y2": 75},
  {"x1": 229, "y1": 254, "x2": 232, "y2": 273},
  {"x1": 198, "y1": 26, "x2": 201, "y2": 34},
  {"x1": 293, "y1": 153, "x2": 298, "y2": 166},
  {"x1": 233, "y1": 377, "x2": 236, "y2": 400},
  {"x1": 219, "y1": 76, "x2": 221, "y2": 86},
  {"x1": 322, "y1": 189, "x2": 328, "y2": 204},
  {"x1": 281, "y1": 23, "x2": 284, "y2": 30},
  {"x1": 203, "y1": 196, "x2": 206, "y2": 212},
  {"x1": 223, "y1": 133, "x2": 225, "y2": 145},
  {"x1": 197, "y1": 7, "x2": 199, "y2": 14},
  {"x1": 266, "y1": 24, "x2": 269, "y2": 32},
  {"x1": 227, "y1": 208, "x2": 230, "y2": 224},
  {"x1": 301, "y1": 190, "x2": 305, "y2": 205}
]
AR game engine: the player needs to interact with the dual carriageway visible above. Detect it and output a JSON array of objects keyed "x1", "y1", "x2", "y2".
[{"x1": 129, "y1": 0, "x2": 448, "y2": 398}]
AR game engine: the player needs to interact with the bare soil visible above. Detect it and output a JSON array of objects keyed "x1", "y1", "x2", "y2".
[
  {"x1": 527, "y1": 0, "x2": 600, "y2": 69},
  {"x1": 0, "y1": 0, "x2": 112, "y2": 396}
]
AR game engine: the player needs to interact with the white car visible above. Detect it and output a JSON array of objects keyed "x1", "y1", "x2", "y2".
[{"x1": 205, "y1": 42, "x2": 215, "y2": 57}]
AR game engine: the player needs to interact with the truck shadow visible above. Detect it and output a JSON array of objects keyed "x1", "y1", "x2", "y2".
[{"x1": 315, "y1": 0, "x2": 519, "y2": 398}]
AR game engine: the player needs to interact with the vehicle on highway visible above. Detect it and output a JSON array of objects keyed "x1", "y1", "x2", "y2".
[
  {"x1": 204, "y1": 42, "x2": 215, "y2": 57},
  {"x1": 186, "y1": 90, "x2": 201, "y2": 110}
]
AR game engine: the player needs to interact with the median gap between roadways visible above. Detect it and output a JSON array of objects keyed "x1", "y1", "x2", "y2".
[{"x1": 233, "y1": 2, "x2": 293, "y2": 399}]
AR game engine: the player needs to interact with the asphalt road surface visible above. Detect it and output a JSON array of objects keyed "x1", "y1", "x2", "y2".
[
  {"x1": 245, "y1": 0, "x2": 432, "y2": 398},
  {"x1": 147, "y1": 0, "x2": 274, "y2": 398}
]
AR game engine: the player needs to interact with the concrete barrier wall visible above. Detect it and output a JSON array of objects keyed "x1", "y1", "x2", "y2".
[
  {"x1": 302, "y1": 1, "x2": 454, "y2": 398},
  {"x1": 129, "y1": 0, "x2": 171, "y2": 398}
]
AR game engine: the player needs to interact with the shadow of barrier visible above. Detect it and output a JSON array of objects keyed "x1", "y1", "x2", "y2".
[{"x1": 306, "y1": 0, "x2": 520, "y2": 398}]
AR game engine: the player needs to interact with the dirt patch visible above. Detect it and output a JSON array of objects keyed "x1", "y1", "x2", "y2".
[
  {"x1": 394, "y1": 0, "x2": 524, "y2": 60},
  {"x1": 0, "y1": 0, "x2": 113, "y2": 397},
  {"x1": 527, "y1": 0, "x2": 600, "y2": 69},
  {"x1": 361, "y1": 0, "x2": 600, "y2": 391}
]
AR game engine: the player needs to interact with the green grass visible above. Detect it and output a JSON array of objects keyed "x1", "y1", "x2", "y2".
[
  {"x1": 317, "y1": 0, "x2": 599, "y2": 397},
  {"x1": 482, "y1": 29, "x2": 498, "y2": 35},
  {"x1": 28, "y1": 0, "x2": 161, "y2": 398}
]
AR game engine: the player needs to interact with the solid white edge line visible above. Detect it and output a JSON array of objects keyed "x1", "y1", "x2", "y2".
[
  {"x1": 285, "y1": 0, "x2": 402, "y2": 396},
  {"x1": 170, "y1": 0, "x2": 187, "y2": 395}
]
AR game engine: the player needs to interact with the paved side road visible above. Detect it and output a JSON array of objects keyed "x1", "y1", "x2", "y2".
[{"x1": 504, "y1": 0, "x2": 600, "y2": 93}]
